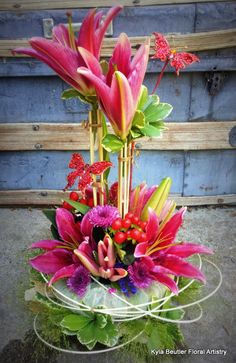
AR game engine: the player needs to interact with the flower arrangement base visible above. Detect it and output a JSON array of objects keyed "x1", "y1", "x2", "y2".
[{"x1": 28, "y1": 257, "x2": 222, "y2": 355}]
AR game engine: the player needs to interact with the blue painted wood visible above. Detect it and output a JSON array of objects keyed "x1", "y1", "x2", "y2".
[
  {"x1": 0, "y1": 150, "x2": 184, "y2": 193},
  {"x1": 0, "y1": 73, "x2": 192, "y2": 122},
  {"x1": 189, "y1": 72, "x2": 236, "y2": 121},
  {"x1": 2, "y1": 56, "x2": 236, "y2": 78},
  {"x1": 0, "y1": 5, "x2": 195, "y2": 39},
  {"x1": 183, "y1": 150, "x2": 236, "y2": 196}
]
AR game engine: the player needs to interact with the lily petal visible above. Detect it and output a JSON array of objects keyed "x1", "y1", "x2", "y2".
[
  {"x1": 48, "y1": 264, "x2": 77, "y2": 286},
  {"x1": 74, "y1": 248, "x2": 100, "y2": 276},
  {"x1": 78, "y1": 46, "x2": 103, "y2": 78},
  {"x1": 56, "y1": 208, "x2": 82, "y2": 245},
  {"x1": 157, "y1": 207, "x2": 187, "y2": 248},
  {"x1": 146, "y1": 208, "x2": 159, "y2": 244},
  {"x1": 29, "y1": 249, "x2": 73, "y2": 274},
  {"x1": 110, "y1": 268, "x2": 127, "y2": 282},
  {"x1": 166, "y1": 243, "x2": 214, "y2": 258},
  {"x1": 151, "y1": 271, "x2": 178, "y2": 295},
  {"x1": 30, "y1": 239, "x2": 66, "y2": 250},
  {"x1": 134, "y1": 241, "x2": 149, "y2": 258},
  {"x1": 106, "y1": 32, "x2": 132, "y2": 86},
  {"x1": 156, "y1": 254, "x2": 206, "y2": 283}
]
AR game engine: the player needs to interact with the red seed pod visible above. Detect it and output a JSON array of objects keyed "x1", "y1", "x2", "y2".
[
  {"x1": 114, "y1": 231, "x2": 126, "y2": 244},
  {"x1": 62, "y1": 201, "x2": 73, "y2": 210},
  {"x1": 111, "y1": 218, "x2": 123, "y2": 230},
  {"x1": 130, "y1": 229, "x2": 141, "y2": 241},
  {"x1": 122, "y1": 218, "x2": 132, "y2": 229},
  {"x1": 131, "y1": 216, "x2": 139, "y2": 225},
  {"x1": 70, "y1": 191, "x2": 79, "y2": 201}
]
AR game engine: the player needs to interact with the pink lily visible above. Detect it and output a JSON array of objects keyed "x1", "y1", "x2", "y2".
[
  {"x1": 132, "y1": 208, "x2": 213, "y2": 294},
  {"x1": 77, "y1": 33, "x2": 150, "y2": 140},
  {"x1": 12, "y1": 6, "x2": 122, "y2": 97},
  {"x1": 74, "y1": 235, "x2": 127, "y2": 281},
  {"x1": 30, "y1": 208, "x2": 84, "y2": 286},
  {"x1": 129, "y1": 183, "x2": 157, "y2": 218}
]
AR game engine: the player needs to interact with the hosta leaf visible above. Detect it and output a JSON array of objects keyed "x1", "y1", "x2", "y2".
[
  {"x1": 102, "y1": 134, "x2": 124, "y2": 153},
  {"x1": 60, "y1": 314, "x2": 92, "y2": 331},
  {"x1": 63, "y1": 198, "x2": 90, "y2": 214}
]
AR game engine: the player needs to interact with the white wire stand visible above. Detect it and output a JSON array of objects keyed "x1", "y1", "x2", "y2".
[{"x1": 34, "y1": 256, "x2": 222, "y2": 354}]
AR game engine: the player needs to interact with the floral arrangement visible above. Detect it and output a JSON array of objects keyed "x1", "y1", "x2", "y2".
[{"x1": 15, "y1": 6, "x2": 221, "y2": 356}]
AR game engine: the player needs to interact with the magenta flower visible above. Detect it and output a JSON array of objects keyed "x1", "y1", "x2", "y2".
[
  {"x1": 128, "y1": 260, "x2": 153, "y2": 289},
  {"x1": 12, "y1": 6, "x2": 122, "y2": 97},
  {"x1": 133, "y1": 208, "x2": 213, "y2": 294},
  {"x1": 67, "y1": 265, "x2": 91, "y2": 298},
  {"x1": 87, "y1": 205, "x2": 120, "y2": 228},
  {"x1": 30, "y1": 208, "x2": 84, "y2": 286},
  {"x1": 77, "y1": 33, "x2": 150, "y2": 140}
]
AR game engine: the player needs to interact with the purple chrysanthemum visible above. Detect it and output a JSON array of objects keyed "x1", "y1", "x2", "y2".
[
  {"x1": 128, "y1": 260, "x2": 153, "y2": 289},
  {"x1": 88, "y1": 205, "x2": 120, "y2": 228},
  {"x1": 67, "y1": 265, "x2": 90, "y2": 298}
]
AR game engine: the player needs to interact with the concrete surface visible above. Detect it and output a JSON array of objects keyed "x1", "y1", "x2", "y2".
[{"x1": 0, "y1": 207, "x2": 235, "y2": 363}]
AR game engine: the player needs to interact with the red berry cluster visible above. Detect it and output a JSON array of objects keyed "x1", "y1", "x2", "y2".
[
  {"x1": 62, "y1": 191, "x2": 94, "y2": 210},
  {"x1": 111, "y1": 212, "x2": 147, "y2": 245}
]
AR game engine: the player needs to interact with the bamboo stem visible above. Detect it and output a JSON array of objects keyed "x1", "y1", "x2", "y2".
[
  {"x1": 88, "y1": 110, "x2": 97, "y2": 206},
  {"x1": 123, "y1": 142, "x2": 128, "y2": 216},
  {"x1": 97, "y1": 109, "x2": 104, "y2": 206},
  {"x1": 126, "y1": 142, "x2": 132, "y2": 213},
  {"x1": 118, "y1": 148, "x2": 123, "y2": 216}
]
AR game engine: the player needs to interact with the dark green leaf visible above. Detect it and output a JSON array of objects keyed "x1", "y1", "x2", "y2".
[
  {"x1": 50, "y1": 224, "x2": 60, "y2": 240},
  {"x1": 43, "y1": 209, "x2": 57, "y2": 228},
  {"x1": 102, "y1": 134, "x2": 124, "y2": 153},
  {"x1": 64, "y1": 198, "x2": 90, "y2": 214},
  {"x1": 61, "y1": 88, "x2": 82, "y2": 100}
]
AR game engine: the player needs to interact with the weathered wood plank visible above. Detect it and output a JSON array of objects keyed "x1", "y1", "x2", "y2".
[
  {"x1": 0, "y1": 189, "x2": 235, "y2": 206},
  {"x1": 0, "y1": 122, "x2": 235, "y2": 151},
  {"x1": 1, "y1": 29, "x2": 236, "y2": 57},
  {"x1": 2, "y1": 55, "x2": 236, "y2": 77},
  {"x1": 183, "y1": 150, "x2": 236, "y2": 196},
  {"x1": 0, "y1": 0, "x2": 230, "y2": 11},
  {"x1": 0, "y1": 150, "x2": 184, "y2": 193}
]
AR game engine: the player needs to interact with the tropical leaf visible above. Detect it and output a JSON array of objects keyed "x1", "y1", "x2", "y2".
[{"x1": 102, "y1": 134, "x2": 124, "y2": 153}]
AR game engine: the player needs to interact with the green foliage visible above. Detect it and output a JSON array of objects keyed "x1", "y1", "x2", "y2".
[
  {"x1": 61, "y1": 88, "x2": 97, "y2": 105},
  {"x1": 102, "y1": 134, "x2": 124, "y2": 152},
  {"x1": 43, "y1": 209, "x2": 57, "y2": 228},
  {"x1": 61, "y1": 312, "x2": 119, "y2": 350},
  {"x1": 101, "y1": 113, "x2": 111, "y2": 181},
  {"x1": 63, "y1": 198, "x2": 90, "y2": 214},
  {"x1": 173, "y1": 278, "x2": 202, "y2": 305},
  {"x1": 130, "y1": 87, "x2": 172, "y2": 141}
]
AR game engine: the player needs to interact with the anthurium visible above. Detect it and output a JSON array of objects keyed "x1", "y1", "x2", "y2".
[
  {"x1": 12, "y1": 6, "x2": 122, "y2": 98},
  {"x1": 132, "y1": 208, "x2": 213, "y2": 294},
  {"x1": 30, "y1": 208, "x2": 84, "y2": 286},
  {"x1": 77, "y1": 33, "x2": 150, "y2": 140},
  {"x1": 74, "y1": 235, "x2": 127, "y2": 281}
]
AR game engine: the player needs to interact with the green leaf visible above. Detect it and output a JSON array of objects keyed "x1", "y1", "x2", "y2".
[
  {"x1": 60, "y1": 314, "x2": 92, "y2": 332},
  {"x1": 43, "y1": 209, "x2": 57, "y2": 228},
  {"x1": 96, "y1": 314, "x2": 107, "y2": 329},
  {"x1": 102, "y1": 134, "x2": 124, "y2": 153},
  {"x1": 63, "y1": 198, "x2": 90, "y2": 214},
  {"x1": 137, "y1": 85, "x2": 148, "y2": 110},
  {"x1": 130, "y1": 128, "x2": 143, "y2": 139},
  {"x1": 76, "y1": 314, "x2": 119, "y2": 350},
  {"x1": 50, "y1": 224, "x2": 60, "y2": 240},
  {"x1": 132, "y1": 110, "x2": 145, "y2": 129},
  {"x1": 141, "y1": 124, "x2": 162, "y2": 137},
  {"x1": 145, "y1": 102, "x2": 173, "y2": 123},
  {"x1": 165, "y1": 308, "x2": 185, "y2": 321},
  {"x1": 142, "y1": 94, "x2": 160, "y2": 111},
  {"x1": 61, "y1": 88, "x2": 97, "y2": 105},
  {"x1": 61, "y1": 88, "x2": 82, "y2": 100}
]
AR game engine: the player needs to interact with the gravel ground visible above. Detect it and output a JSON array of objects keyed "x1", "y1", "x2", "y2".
[{"x1": 0, "y1": 207, "x2": 235, "y2": 363}]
